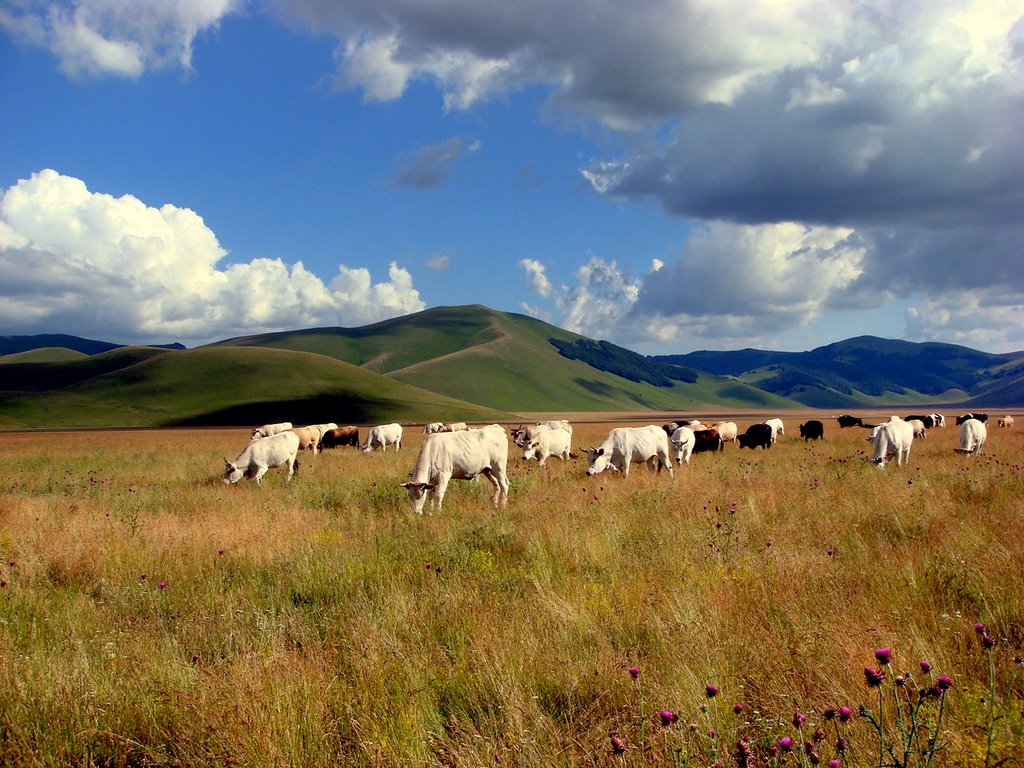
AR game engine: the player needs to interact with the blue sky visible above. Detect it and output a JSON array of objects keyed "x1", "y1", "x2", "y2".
[{"x1": 1, "y1": 1, "x2": 1022, "y2": 354}]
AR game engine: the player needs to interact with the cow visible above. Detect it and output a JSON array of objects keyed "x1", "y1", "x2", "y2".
[
  {"x1": 738, "y1": 423, "x2": 773, "y2": 450},
  {"x1": 363, "y1": 423, "x2": 403, "y2": 452},
  {"x1": 441, "y1": 422, "x2": 469, "y2": 432},
  {"x1": 867, "y1": 417, "x2": 914, "y2": 468},
  {"x1": 584, "y1": 425, "x2": 673, "y2": 477},
  {"x1": 289, "y1": 426, "x2": 323, "y2": 454},
  {"x1": 669, "y1": 426, "x2": 695, "y2": 465},
  {"x1": 906, "y1": 419, "x2": 927, "y2": 439},
  {"x1": 423, "y1": 422, "x2": 445, "y2": 434},
  {"x1": 522, "y1": 428, "x2": 572, "y2": 466},
  {"x1": 223, "y1": 431, "x2": 300, "y2": 485},
  {"x1": 930, "y1": 413, "x2": 946, "y2": 427},
  {"x1": 905, "y1": 414, "x2": 936, "y2": 429},
  {"x1": 400, "y1": 424, "x2": 509, "y2": 514},
  {"x1": 251, "y1": 421, "x2": 292, "y2": 439},
  {"x1": 662, "y1": 422, "x2": 681, "y2": 436},
  {"x1": 837, "y1": 415, "x2": 863, "y2": 428},
  {"x1": 954, "y1": 418, "x2": 987, "y2": 455},
  {"x1": 799, "y1": 420, "x2": 824, "y2": 441},
  {"x1": 956, "y1": 413, "x2": 989, "y2": 425},
  {"x1": 320, "y1": 425, "x2": 360, "y2": 449},
  {"x1": 764, "y1": 418, "x2": 785, "y2": 443},
  {"x1": 998, "y1": 415, "x2": 1014, "y2": 428},
  {"x1": 511, "y1": 423, "x2": 551, "y2": 447},
  {"x1": 692, "y1": 428, "x2": 723, "y2": 453},
  {"x1": 713, "y1": 421, "x2": 738, "y2": 444},
  {"x1": 536, "y1": 419, "x2": 573, "y2": 435}
]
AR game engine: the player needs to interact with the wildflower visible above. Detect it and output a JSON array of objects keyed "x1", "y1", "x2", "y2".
[
  {"x1": 709, "y1": 728, "x2": 717, "y2": 738},
  {"x1": 974, "y1": 622, "x2": 986, "y2": 634},
  {"x1": 1015, "y1": 656, "x2": 1023, "y2": 665},
  {"x1": 838, "y1": 706, "x2": 852, "y2": 723},
  {"x1": 936, "y1": 675, "x2": 952, "y2": 691},
  {"x1": 628, "y1": 666, "x2": 640, "y2": 680},
  {"x1": 919, "y1": 660, "x2": 932, "y2": 674},
  {"x1": 659, "y1": 710, "x2": 677, "y2": 727},
  {"x1": 982, "y1": 634, "x2": 995, "y2": 649},
  {"x1": 823, "y1": 707, "x2": 836, "y2": 721},
  {"x1": 158, "y1": 582, "x2": 167, "y2": 589},
  {"x1": 218, "y1": 549, "x2": 225, "y2": 556},
  {"x1": 827, "y1": 547, "x2": 835, "y2": 557},
  {"x1": 733, "y1": 702, "x2": 744, "y2": 715},
  {"x1": 895, "y1": 674, "x2": 906, "y2": 687},
  {"x1": 874, "y1": 647, "x2": 892, "y2": 666},
  {"x1": 610, "y1": 736, "x2": 626, "y2": 755},
  {"x1": 191, "y1": 654, "x2": 200, "y2": 664},
  {"x1": 836, "y1": 737, "x2": 848, "y2": 753},
  {"x1": 778, "y1": 736, "x2": 794, "y2": 752},
  {"x1": 830, "y1": 761, "x2": 841, "y2": 768},
  {"x1": 768, "y1": 746, "x2": 779, "y2": 757},
  {"x1": 705, "y1": 683, "x2": 719, "y2": 698},
  {"x1": 139, "y1": 573, "x2": 147, "y2": 580},
  {"x1": 0, "y1": 580, "x2": 6, "y2": 588},
  {"x1": 813, "y1": 728, "x2": 826, "y2": 743},
  {"x1": 864, "y1": 666, "x2": 885, "y2": 687},
  {"x1": 793, "y1": 711, "x2": 808, "y2": 728}
]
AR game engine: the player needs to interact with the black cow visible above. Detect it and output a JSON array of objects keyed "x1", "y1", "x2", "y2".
[
  {"x1": 905, "y1": 414, "x2": 936, "y2": 428},
  {"x1": 956, "y1": 412, "x2": 989, "y2": 425},
  {"x1": 837, "y1": 414, "x2": 863, "y2": 428},
  {"x1": 737, "y1": 423, "x2": 773, "y2": 450},
  {"x1": 692, "y1": 428, "x2": 722, "y2": 453},
  {"x1": 799, "y1": 420, "x2": 824, "y2": 441}
]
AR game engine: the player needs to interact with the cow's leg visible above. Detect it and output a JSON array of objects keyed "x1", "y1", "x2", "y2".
[
  {"x1": 662, "y1": 453, "x2": 674, "y2": 477},
  {"x1": 285, "y1": 459, "x2": 295, "y2": 482},
  {"x1": 433, "y1": 472, "x2": 452, "y2": 511},
  {"x1": 490, "y1": 467, "x2": 510, "y2": 507},
  {"x1": 253, "y1": 465, "x2": 268, "y2": 484}
]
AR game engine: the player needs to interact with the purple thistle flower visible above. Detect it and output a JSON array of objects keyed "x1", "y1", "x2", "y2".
[
  {"x1": 610, "y1": 736, "x2": 626, "y2": 755},
  {"x1": 936, "y1": 675, "x2": 952, "y2": 691},
  {"x1": 874, "y1": 647, "x2": 892, "y2": 666},
  {"x1": 705, "y1": 683, "x2": 719, "y2": 698},
  {"x1": 982, "y1": 634, "x2": 995, "y2": 649},
  {"x1": 628, "y1": 666, "x2": 640, "y2": 680},
  {"x1": 733, "y1": 702, "x2": 744, "y2": 715},
  {"x1": 218, "y1": 548, "x2": 225, "y2": 556},
  {"x1": 659, "y1": 710, "x2": 677, "y2": 727},
  {"x1": 838, "y1": 706, "x2": 852, "y2": 722},
  {"x1": 974, "y1": 622, "x2": 986, "y2": 634},
  {"x1": 823, "y1": 707, "x2": 836, "y2": 720},
  {"x1": 139, "y1": 573, "x2": 147, "y2": 580},
  {"x1": 158, "y1": 581, "x2": 167, "y2": 589},
  {"x1": 919, "y1": 660, "x2": 932, "y2": 674},
  {"x1": 191, "y1": 653, "x2": 200, "y2": 664},
  {"x1": 778, "y1": 736, "x2": 794, "y2": 752},
  {"x1": 864, "y1": 666, "x2": 885, "y2": 687},
  {"x1": 830, "y1": 760, "x2": 841, "y2": 768},
  {"x1": 793, "y1": 711, "x2": 808, "y2": 729},
  {"x1": 768, "y1": 746, "x2": 779, "y2": 757},
  {"x1": 836, "y1": 737, "x2": 848, "y2": 753}
]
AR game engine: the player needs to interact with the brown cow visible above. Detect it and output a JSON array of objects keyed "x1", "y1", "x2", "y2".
[{"x1": 320, "y1": 425, "x2": 360, "y2": 449}]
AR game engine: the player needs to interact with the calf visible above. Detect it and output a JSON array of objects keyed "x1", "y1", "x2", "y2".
[
  {"x1": 738, "y1": 423, "x2": 773, "y2": 449},
  {"x1": 799, "y1": 420, "x2": 824, "y2": 441},
  {"x1": 998, "y1": 415, "x2": 1014, "y2": 428}
]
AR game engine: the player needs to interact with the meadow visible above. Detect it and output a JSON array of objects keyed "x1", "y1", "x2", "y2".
[{"x1": 0, "y1": 415, "x2": 1021, "y2": 767}]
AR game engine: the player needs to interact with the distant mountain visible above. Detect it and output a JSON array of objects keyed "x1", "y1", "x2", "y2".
[
  {"x1": 654, "y1": 336, "x2": 1024, "y2": 407},
  {"x1": 0, "y1": 334, "x2": 185, "y2": 356}
]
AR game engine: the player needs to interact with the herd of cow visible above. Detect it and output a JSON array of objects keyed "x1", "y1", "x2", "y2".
[{"x1": 222, "y1": 411, "x2": 1013, "y2": 512}]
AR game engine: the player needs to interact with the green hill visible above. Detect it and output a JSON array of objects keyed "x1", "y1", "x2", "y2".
[
  {"x1": 0, "y1": 345, "x2": 511, "y2": 429},
  {"x1": 0, "y1": 347, "x2": 88, "y2": 364},
  {"x1": 212, "y1": 305, "x2": 793, "y2": 412}
]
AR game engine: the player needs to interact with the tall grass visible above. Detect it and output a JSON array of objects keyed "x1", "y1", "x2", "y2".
[{"x1": 0, "y1": 419, "x2": 1021, "y2": 766}]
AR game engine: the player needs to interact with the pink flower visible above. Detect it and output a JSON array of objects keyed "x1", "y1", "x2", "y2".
[
  {"x1": 838, "y1": 706, "x2": 852, "y2": 723},
  {"x1": 733, "y1": 702, "x2": 744, "y2": 715},
  {"x1": 919, "y1": 660, "x2": 932, "y2": 674},
  {"x1": 659, "y1": 710, "x2": 677, "y2": 727},
  {"x1": 874, "y1": 647, "x2": 892, "y2": 666},
  {"x1": 864, "y1": 666, "x2": 884, "y2": 687},
  {"x1": 610, "y1": 736, "x2": 626, "y2": 755},
  {"x1": 778, "y1": 736, "x2": 794, "y2": 752},
  {"x1": 628, "y1": 666, "x2": 640, "y2": 679},
  {"x1": 705, "y1": 683, "x2": 719, "y2": 698}
]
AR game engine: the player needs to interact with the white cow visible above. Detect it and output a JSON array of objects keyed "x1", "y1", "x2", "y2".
[
  {"x1": 713, "y1": 421, "x2": 738, "y2": 444},
  {"x1": 400, "y1": 424, "x2": 510, "y2": 514},
  {"x1": 907, "y1": 418, "x2": 927, "y2": 439},
  {"x1": 998, "y1": 415, "x2": 1014, "y2": 428},
  {"x1": 511, "y1": 423, "x2": 550, "y2": 447},
  {"x1": 867, "y1": 417, "x2": 914, "y2": 468},
  {"x1": 585, "y1": 425, "x2": 674, "y2": 477},
  {"x1": 223, "y1": 431, "x2": 300, "y2": 485},
  {"x1": 251, "y1": 421, "x2": 292, "y2": 439},
  {"x1": 931, "y1": 413, "x2": 946, "y2": 427},
  {"x1": 536, "y1": 419, "x2": 573, "y2": 435},
  {"x1": 441, "y1": 422, "x2": 469, "y2": 432},
  {"x1": 423, "y1": 422, "x2": 445, "y2": 433},
  {"x1": 955, "y1": 418, "x2": 987, "y2": 455},
  {"x1": 522, "y1": 428, "x2": 572, "y2": 466},
  {"x1": 669, "y1": 426, "x2": 696, "y2": 465},
  {"x1": 363, "y1": 423, "x2": 403, "y2": 452},
  {"x1": 764, "y1": 418, "x2": 785, "y2": 443}
]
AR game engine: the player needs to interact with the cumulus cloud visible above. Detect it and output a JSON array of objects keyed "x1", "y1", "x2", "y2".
[
  {"x1": 1, "y1": 0, "x2": 238, "y2": 78},
  {"x1": 388, "y1": 137, "x2": 481, "y2": 189},
  {"x1": 905, "y1": 294, "x2": 1024, "y2": 352},
  {"x1": 0, "y1": 170, "x2": 424, "y2": 343}
]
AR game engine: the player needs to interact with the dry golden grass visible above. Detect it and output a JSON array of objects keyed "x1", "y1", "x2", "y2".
[{"x1": 0, "y1": 416, "x2": 1021, "y2": 767}]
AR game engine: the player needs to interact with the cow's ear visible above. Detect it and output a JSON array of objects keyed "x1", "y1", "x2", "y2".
[
  {"x1": 597, "y1": 448, "x2": 605, "y2": 456},
  {"x1": 224, "y1": 458, "x2": 232, "y2": 466}
]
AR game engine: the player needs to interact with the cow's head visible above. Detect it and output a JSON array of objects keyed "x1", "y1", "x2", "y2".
[
  {"x1": 522, "y1": 440, "x2": 541, "y2": 461},
  {"x1": 585, "y1": 447, "x2": 616, "y2": 476},
  {"x1": 223, "y1": 459, "x2": 244, "y2": 484},
  {"x1": 400, "y1": 481, "x2": 436, "y2": 514}
]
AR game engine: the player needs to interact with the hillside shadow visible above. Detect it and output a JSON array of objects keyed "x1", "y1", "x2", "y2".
[{"x1": 165, "y1": 396, "x2": 392, "y2": 427}]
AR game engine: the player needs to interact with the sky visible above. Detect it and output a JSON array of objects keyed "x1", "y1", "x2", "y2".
[{"x1": 1, "y1": 1, "x2": 1022, "y2": 355}]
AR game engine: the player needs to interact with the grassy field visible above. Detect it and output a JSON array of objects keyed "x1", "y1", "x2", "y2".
[{"x1": 1, "y1": 415, "x2": 1021, "y2": 766}]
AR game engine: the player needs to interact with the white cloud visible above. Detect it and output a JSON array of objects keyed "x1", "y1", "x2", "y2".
[
  {"x1": 0, "y1": 170, "x2": 424, "y2": 343},
  {"x1": 1, "y1": 0, "x2": 239, "y2": 78},
  {"x1": 424, "y1": 253, "x2": 451, "y2": 271},
  {"x1": 517, "y1": 258, "x2": 551, "y2": 298},
  {"x1": 905, "y1": 294, "x2": 1024, "y2": 352}
]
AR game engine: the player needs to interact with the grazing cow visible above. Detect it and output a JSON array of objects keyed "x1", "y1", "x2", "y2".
[
  {"x1": 441, "y1": 422, "x2": 469, "y2": 432},
  {"x1": 905, "y1": 414, "x2": 936, "y2": 429},
  {"x1": 223, "y1": 431, "x2": 300, "y2": 485},
  {"x1": 837, "y1": 414, "x2": 863, "y2": 428},
  {"x1": 251, "y1": 421, "x2": 292, "y2": 439},
  {"x1": 320, "y1": 425, "x2": 360, "y2": 449},
  {"x1": 511, "y1": 423, "x2": 551, "y2": 447},
  {"x1": 661, "y1": 422, "x2": 681, "y2": 436},
  {"x1": 585, "y1": 426, "x2": 673, "y2": 477},
  {"x1": 289, "y1": 426, "x2": 323, "y2": 454},
  {"x1": 867, "y1": 417, "x2": 914, "y2": 468},
  {"x1": 930, "y1": 413, "x2": 946, "y2": 427},
  {"x1": 799, "y1": 420, "x2": 824, "y2": 441},
  {"x1": 956, "y1": 412, "x2": 989, "y2": 425},
  {"x1": 692, "y1": 428, "x2": 723, "y2": 453},
  {"x1": 522, "y1": 428, "x2": 572, "y2": 466},
  {"x1": 363, "y1": 423, "x2": 403, "y2": 452},
  {"x1": 669, "y1": 426, "x2": 695, "y2": 465},
  {"x1": 423, "y1": 422, "x2": 445, "y2": 434},
  {"x1": 400, "y1": 424, "x2": 509, "y2": 514},
  {"x1": 713, "y1": 421, "x2": 738, "y2": 444},
  {"x1": 998, "y1": 415, "x2": 1014, "y2": 428},
  {"x1": 906, "y1": 419, "x2": 927, "y2": 439},
  {"x1": 764, "y1": 418, "x2": 785, "y2": 443},
  {"x1": 536, "y1": 419, "x2": 573, "y2": 435},
  {"x1": 738, "y1": 423, "x2": 773, "y2": 450},
  {"x1": 954, "y1": 418, "x2": 987, "y2": 455}
]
